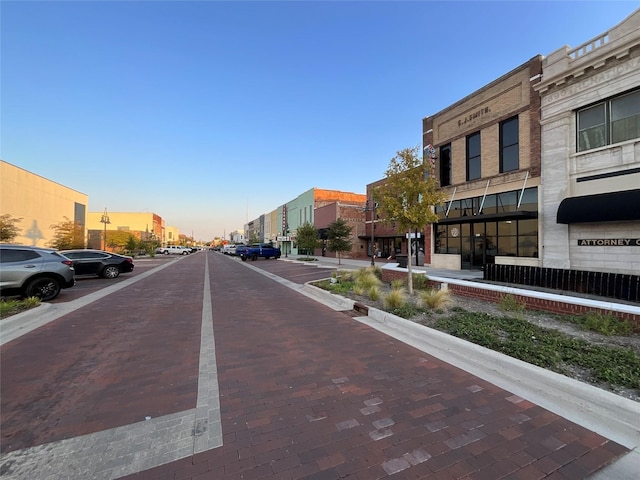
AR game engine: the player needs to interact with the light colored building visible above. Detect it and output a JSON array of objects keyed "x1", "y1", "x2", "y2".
[
  {"x1": 86, "y1": 211, "x2": 164, "y2": 249},
  {"x1": 535, "y1": 8, "x2": 640, "y2": 275},
  {"x1": 1, "y1": 160, "x2": 88, "y2": 247},
  {"x1": 230, "y1": 230, "x2": 245, "y2": 244}
]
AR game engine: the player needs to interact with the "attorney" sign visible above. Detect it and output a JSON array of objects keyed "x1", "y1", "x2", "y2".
[{"x1": 578, "y1": 238, "x2": 640, "y2": 246}]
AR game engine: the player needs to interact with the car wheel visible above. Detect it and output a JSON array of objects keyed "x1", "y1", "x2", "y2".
[
  {"x1": 102, "y1": 266, "x2": 120, "y2": 279},
  {"x1": 164, "y1": 251, "x2": 169, "y2": 255},
  {"x1": 241, "y1": 256, "x2": 247, "y2": 261},
  {"x1": 182, "y1": 251, "x2": 188, "y2": 255},
  {"x1": 251, "y1": 253, "x2": 258, "y2": 261},
  {"x1": 24, "y1": 276, "x2": 61, "y2": 301}
]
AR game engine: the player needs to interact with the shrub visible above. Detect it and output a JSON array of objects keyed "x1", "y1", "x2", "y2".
[
  {"x1": 354, "y1": 269, "x2": 382, "y2": 290},
  {"x1": 390, "y1": 279, "x2": 405, "y2": 290},
  {"x1": 353, "y1": 284, "x2": 366, "y2": 296},
  {"x1": 498, "y1": 294, "x2": 526, "y2": 317},
  {"x1": 368, "y1": 286, "x2": 381, "y2": 301},
  {"x1": 570, "y1": 311, "x2": 634, "y2": 336},
  {"x1": 419, "y1": 288, "x2": 452, "y2": 309},
  {"x1": 412, "y1": 273, "x2": 430, "y2": 290},
  {"x1": 0, "y1": 297, "x2": 41, "y2": 318},
  {"x1": 383, "y1": 288, "x2": 407, "y2": 309}
]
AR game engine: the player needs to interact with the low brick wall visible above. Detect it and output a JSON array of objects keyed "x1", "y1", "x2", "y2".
[{"x1": 381, "y1": 269, "x2": 640, "y2": 330}]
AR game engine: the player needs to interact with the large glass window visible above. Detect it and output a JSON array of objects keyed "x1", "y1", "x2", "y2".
[
  {"x1": 577, "y1": 88, "x2": 640, "y2": 151},
  {"x1": 466, "y1": 132, "x2": 481, "y2": 181},
  {"x1": 611, "y1": 89, "x2": 640, "y2": 144},
  {"x1": 577, "y1": 103, "x2": 607, "y2": 151},
  {"x1": 439, "y1": 144, "x2": 452, "y2": 186},
  {"x1": 500, "y1": 116, "x2": 519, "y2": 172}
]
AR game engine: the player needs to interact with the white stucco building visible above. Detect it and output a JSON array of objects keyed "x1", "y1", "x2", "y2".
[{"x1": 535, "y1": 8, "x2": 640, "y2": 275}]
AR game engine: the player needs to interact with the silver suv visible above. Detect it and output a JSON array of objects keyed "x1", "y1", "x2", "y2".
[{"x1": 0, "y1": 245, "x2": 76, "y2": 301}]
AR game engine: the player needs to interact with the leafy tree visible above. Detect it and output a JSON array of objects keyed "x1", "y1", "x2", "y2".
[
  {"x1": 125, "y1": 235, "x2": 138, "y2": 253},
  {"x1": 107, "y1": 231, "x2": 136, "y2": 251},
  {"x1": 296, "y1": 222, "x2": 319, "y2": 257},
  {"x1": 48, "y1": 217, "x2": 85, "y2": 250},
  {"x1": 375, "y1": 146, "x2": 446, "y2": 293},
  {"x1": 0, "y1": 214, "x2": 22, "y2": 242},
  {"x1": 326, "y1": 218, "x2": 353, "y2": 265}
]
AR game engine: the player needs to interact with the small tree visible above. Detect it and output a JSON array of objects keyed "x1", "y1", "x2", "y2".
[
  {"x1": 125, "y1": 235, "x2": 138, "y2": 254},
  {"x1": 296, "y1": 222, "x2": 319, "y2": 257},
  {"x1": 326, "y1": 218, "x2": 353, "y2": 265},
  {"x1": 375, "y1": 146, "x2": 446, "y2": 294},
  {"x1": 107, "y1": 230, "x2": 136, "y2": 252},
  {"x1": 48, "y1": 217, "x2": 85, "y2": 250},
  {"x1": 0, "y1": 214, "x2": 22, "y2": 242}
]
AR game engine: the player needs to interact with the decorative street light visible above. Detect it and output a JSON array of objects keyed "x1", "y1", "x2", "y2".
[
  {"x1": 284, "y1": 223, "x2": 289, "y2": 258},
  {"x1": 100, "y1": 208, "x2": 110, "y2": 251}
]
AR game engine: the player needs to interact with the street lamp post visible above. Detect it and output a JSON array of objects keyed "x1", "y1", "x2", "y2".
[
  {"x1": 284, "y1": 224, "x2": 289, "y2": 258},
  {"x1": 100, "y1": 208, "x2": 110, "y2": 251}
]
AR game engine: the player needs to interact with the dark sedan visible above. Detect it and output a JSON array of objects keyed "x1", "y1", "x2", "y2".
[{"x1": 60, "y1": 249, "x2": 134, "y2": 279}]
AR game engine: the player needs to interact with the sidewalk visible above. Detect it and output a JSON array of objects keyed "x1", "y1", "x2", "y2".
[{"x1": 282, "y1": 254, "x2": 640, "y2": 478}]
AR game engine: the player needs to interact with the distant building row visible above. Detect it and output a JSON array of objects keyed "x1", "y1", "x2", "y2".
[
  {"x1": 2, "y1": 9, "x2": 639, "y2": 275},
  {"x1": 242, "y1": 9, "x2": 640, "y2": 275}
]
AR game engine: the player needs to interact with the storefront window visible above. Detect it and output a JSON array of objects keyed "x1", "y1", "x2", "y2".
[
  {"x1": 482, "y1": 194, "x2": 497, "y2": 214},
  {"x1": 497, "y1": 191, "x2": 518, "y2": 213},
  {"x1": 519, "y1": 187, "x2": 538, "y2": 211}
]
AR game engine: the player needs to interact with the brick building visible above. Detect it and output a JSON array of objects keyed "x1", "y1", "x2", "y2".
[{"x1": 422, "y1": 56, "x2": 543, "y2": 270}]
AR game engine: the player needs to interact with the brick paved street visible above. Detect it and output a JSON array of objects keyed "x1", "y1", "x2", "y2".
[{"x1": 0, "y1": 252, "x2": 631, "y2": 479}]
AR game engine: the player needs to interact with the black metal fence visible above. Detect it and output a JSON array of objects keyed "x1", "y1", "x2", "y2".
[{"x1": 483, "y1": 264, "x2": 640, "y2": 303}]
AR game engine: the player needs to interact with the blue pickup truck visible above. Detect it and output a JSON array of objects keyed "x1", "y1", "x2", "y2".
[{"x1": 237, "y1": 243, "x2": 281, "y2": 261}]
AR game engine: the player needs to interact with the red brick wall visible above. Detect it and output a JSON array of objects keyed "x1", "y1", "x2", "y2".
[{"x1": 381, "y1": 269, "x2": 640, "y2": 330}]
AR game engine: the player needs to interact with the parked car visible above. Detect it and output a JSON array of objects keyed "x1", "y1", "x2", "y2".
[
  {"x1": 0, "y1": 244, "x2": 75, "y2": 301},
  {"x1": 222, "y1": 244, "x2": 236, "y2": 255},
  {"x1": 155, "y1": 246, "x2": 191, "y2": 255},
  {"x1": 60, "y1": 249, "x2": 134, "y2": 279}
]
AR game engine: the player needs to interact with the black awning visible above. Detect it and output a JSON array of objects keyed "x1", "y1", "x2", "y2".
[{"x1": 557, "y1": 189, "x2": 640, "y2": 224}]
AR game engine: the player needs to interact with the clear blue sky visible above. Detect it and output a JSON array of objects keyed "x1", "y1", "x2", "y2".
[{"x1": 2, "y1": 1, "x2": 638, "y2": 241}]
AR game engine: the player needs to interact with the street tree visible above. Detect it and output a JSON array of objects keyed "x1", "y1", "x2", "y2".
[
  {"x1": 0, "y1": 214, "x2": 22, "y2": 242},
  {"x1": 107, "y1": 231, "x2": 136, "y2": 251},
  {"x1": 125, "y1": 235, "x2": 138, "y2": 254},
  {"x1": 296, "y1": 222, "x2": 319, "y2": 257},
  {"x1": 326, "y1": 218, "x2": 353, "y2": 265},
  {"x1": 375, "y1": 145, "x2": 446, "y2": 294},
  {"x1": 48, "y1": 217, "x2": 85, "y2": 250}
]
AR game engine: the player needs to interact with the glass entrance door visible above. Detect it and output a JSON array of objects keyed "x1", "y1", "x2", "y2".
[{"x1": 461, "y1": 222, "x2": 487, "y2": 270}]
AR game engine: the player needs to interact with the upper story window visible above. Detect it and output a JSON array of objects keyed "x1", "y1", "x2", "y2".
[
  {"x1": 500, "y1": 116, "x2": 519, "y2": 172},
  {"x1": 577, "y1": 88, "x2": 640, "y2": 152},
  {"x1": 466, "y1": 132, "x2": 481, "y2": 181},
  {"x1": 439, "y1": 144, "x2": 452, "y2": 186}
]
